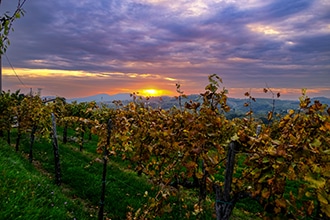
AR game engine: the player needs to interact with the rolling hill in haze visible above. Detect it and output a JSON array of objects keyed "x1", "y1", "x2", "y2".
[
  {"x1": 68, "y1": 93, "x2": 132, "y2": 103},
  {"x1": 66, "y1": 93, "x2": 330, "y2": 119}
]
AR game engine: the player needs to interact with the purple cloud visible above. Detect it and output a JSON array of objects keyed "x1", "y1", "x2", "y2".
[{"x1": 2, "y1": 0, "x2": 330, "y2": 99}]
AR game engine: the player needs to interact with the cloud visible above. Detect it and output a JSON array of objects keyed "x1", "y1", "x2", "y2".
[
  {"x1": 2, "y1": 0, "x2": 330, "y2": 99},
  {"x1": 263, "y1": 0, "x2": 312, "y2": 19}
]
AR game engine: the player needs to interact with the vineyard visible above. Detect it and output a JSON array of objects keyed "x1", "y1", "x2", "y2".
[{"x1": 1, "y1": 75, "x2": 330, "y2": 220}]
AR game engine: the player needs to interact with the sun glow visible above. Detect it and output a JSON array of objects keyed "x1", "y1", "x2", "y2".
[
  {"x1": 138, "y1": 88, "x2": 175, "y2": 97},
  {"x1": 140, "y1": 89, "x2": 161, "y2": 96}
]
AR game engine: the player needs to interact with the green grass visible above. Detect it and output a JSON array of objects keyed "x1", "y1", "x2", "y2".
[
  {"x1": 0, "y1": 138, "x2": 91, "y2": 219},
  {"x1": 18, "y1": 132, "x2": 154, "y2": 219},
  {"x1": 1, "y1": 128, "x2": 262, "y2": 219}
]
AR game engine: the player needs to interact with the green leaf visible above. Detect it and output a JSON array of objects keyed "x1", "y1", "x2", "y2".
[
  {"x1": 231, "y1": 134, "x2": 239, "y2": 141},
  {"x1": 258, "y1": 172, "x2": 273, "y2": 183},
  {"x1": 310, "y1": 138, "x2": 322, "y2": 148},
  {"x1": 322, "y1": 149, "x2": 330, "y2": 154},
  {"x1": 262, "y1": 157, "x2": 269, "y2": 163}
]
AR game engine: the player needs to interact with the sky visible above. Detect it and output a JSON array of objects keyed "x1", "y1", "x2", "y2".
[{"x1": 1, "y1": 0, "x2": 330, "y2": 100}]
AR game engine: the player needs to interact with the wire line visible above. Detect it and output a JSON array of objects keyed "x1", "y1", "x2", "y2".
[{"x1": 4, "y1": 53, "x2": 27, "y2": 88}]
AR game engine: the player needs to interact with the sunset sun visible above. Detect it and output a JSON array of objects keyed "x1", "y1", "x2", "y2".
[
  {"x1": 140, "y1": 89, "x2": 160, "y2": 97},
  {"x1": 139, "y1": 88, "x2": 168, "y2": 96}
]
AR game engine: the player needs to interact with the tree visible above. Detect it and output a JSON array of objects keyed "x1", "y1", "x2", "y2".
[
  {"x1": 0, "y1": 0, "x2": 27, "y2": 92},
  {"x1": 0, "y1": 0, "x2": 27, "y2": 54}
]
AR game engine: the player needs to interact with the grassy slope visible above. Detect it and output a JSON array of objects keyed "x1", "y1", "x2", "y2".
[
  {"x1": 0, "y1": 138, "x2": 91, "y2": 219},
  {"x1": 1, "y1": 130, "x2": 260, "y2": 219}
]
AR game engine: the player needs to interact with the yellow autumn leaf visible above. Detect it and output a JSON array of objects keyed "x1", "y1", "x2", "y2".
[
  {"x1": 307, "y1": 201, "x2": 314, "y2": 215},
  {"x1": 304, "y1": 174, "x2": 326, "y2": 188},
  {"x1": 275, "y1": 198, "x2": 287, "y2": 208},
  {"x1": 289, "y1": 109, "x2": 294, "y2": 116},
  {"x1": 261, "y1": 188, "x2": 270, "y2": 199},
  {"x1": 271, "y1": 139, "x2": 281, "y2": 146},
  {"x1": 195, "y1": 171, "x2": 204, "y2": 179},
  {"x1": 311, "y1": 164, "x2": 321, "y2": 173},
  {"x1": 283, "y1": 114, "x2": 292, "y2": 121},
  {"x1": 207, "y1": 155, "x2": 218, "y2": 165},
  {"x1": 246, "y1": 110, "x2": 253, "y2": 116},
  {"x1": 185, "y1": 161, "x2": 197, "y2": 169},
  {"x1": 267, "y1": 111, "x2": 273, "y2": 121},
  {"x1": 274, "y1": 206, "x2": 281, "y2": 214},
  {"x1": 321, "y1": 204, "x2": 330, "y2": 217},
  {"x1": 193, "y1": 203, "x2": 203, "y2": 214},
  {"x1": 323, "y1": 170, "x2": 330, "y2": 177},
  {"x1": 317, "y1": 191, "x2": 329, "y2": 204},
  {"x1": 320, "y1": 122, "x2": 330, "y2": 131},
  {"x1": 231, "y1": 133, "x2": 239, "y2": 141},
  {"x1": 305, "y1": 191, "x2": 313, "y2": 198}
]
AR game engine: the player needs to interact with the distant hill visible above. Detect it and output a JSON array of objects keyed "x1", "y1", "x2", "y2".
[
  {"x1": 68, "y1": 93, "x2": 132, "y2": 103},
  {"x1": 66, "y1": 93, "x2": 330, "y2": 118},
  {"x1": 311, "y1": 97, "x2": 330, "y2": 106}
]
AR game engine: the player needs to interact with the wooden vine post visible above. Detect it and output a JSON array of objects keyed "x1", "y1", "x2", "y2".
[
  {"x1": 62, "y1": 123, "x2": 68, "y2": 144},
  {"x1": 79, "y1": 123, "x2": 85, "y2": 151},
  {"x1": 28, "y1": 124, "x2": 37, "y2": 163},
  {"x1": 98, "y1": 119, "x2": 113, "y2": 220},
  {"x1": 51, "y1": 113, "x2": 61, "y2": 186},
  {"x1": 15, "y1": 125, "x2": 21, "y2": 152},
  {"x1": 213, "y1": 141, "x2": 245, "y2": 220}
]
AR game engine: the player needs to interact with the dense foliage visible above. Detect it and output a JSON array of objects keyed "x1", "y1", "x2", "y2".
[{"x1": 1, "y1": 75, "x2": 329, "y2": 219}]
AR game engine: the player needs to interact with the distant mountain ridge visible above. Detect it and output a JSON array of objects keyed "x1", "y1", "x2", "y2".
[
  {"x1": 68, "y1": 93, "x2": 330, "y2": 106},
  {"x1": 68, "y1": 93, "x2": 132, "y2": 103},
  {"x1": 67, "y1": 93, "x2": 330, "y2": 117}
]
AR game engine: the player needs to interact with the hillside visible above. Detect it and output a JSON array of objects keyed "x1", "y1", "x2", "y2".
[
  {"x1": 0, "y1": 139, "x2": 91, "y2": 219},
  {"x1": 68, "y1": 93, "x2": 132, "y2": 103},
  {"x1": 79, "y1": 93, "x2": 330, "y2": 118}
]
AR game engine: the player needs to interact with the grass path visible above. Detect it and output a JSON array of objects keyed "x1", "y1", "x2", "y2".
[{"x1": 0, "y1": 139, "x2": 93, "y2": 219}]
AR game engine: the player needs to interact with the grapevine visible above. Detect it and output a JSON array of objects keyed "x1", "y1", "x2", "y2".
[{"x1": 1, "y1": 77, "x2": 329, "y2": 219}]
